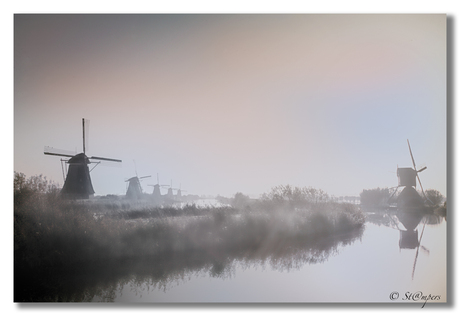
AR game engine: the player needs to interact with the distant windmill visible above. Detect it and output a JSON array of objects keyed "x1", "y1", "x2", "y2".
[
  {"x1": 148, "y1": 173, "x2": 168, "y2": 201},
  {"x1": 388, "y1": 140, "x2": 432, "y2": 207},
  {"x1": 172, "y1": 183, "x2": 187, "y2": 200},
  {"x1": 166, "y1": 180, "x2": 175, "y2": 200},
  {"x1": 125, "y1": 160, "x2": 151, "y2": 200},
  {"x1": 44, "y1": 118, "x2": 122, "y2": 199}
]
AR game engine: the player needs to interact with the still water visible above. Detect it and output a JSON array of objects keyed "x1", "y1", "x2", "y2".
[{"x1": 92, "y1": 210, "x2": 446, "y2": 303}]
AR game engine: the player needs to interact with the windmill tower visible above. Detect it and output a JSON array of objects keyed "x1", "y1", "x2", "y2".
[
  {"x1": 166, "y1": 180, "x2": 174, "y2": 200},
  {"x1": 44, "y1": 118, "x2": 122, "y2": 199},
  {"x1": 165, "y1": 180, "x2": 184, "y2": 202},
  {"x1": 388, "y1": 140, "x2": 431, "y2": 208},
  {"x1": 172, "y1": 183, "x2": 186, "y2": 200},
  {"x1": 148, "y1": 173, "x2": 168, "y2": 203},
  {"x1": 125, "y1": 176, "x2": 151, "y2": 200},
  {"x1": 125, "y1": 161, "x2": 151, "y2": 200}
]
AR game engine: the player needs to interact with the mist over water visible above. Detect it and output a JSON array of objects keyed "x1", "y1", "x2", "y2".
[{"x1": 109, "y1": 210, "x2": 446, "y2": 303}]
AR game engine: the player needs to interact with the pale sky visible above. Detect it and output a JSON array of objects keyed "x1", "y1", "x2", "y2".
[{"x1": 14, "y1": 14, "x2": 446, "y2": 198}]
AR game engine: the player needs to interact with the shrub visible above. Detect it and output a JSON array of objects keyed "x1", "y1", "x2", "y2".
[
  {"x1": 260, "y1": 185, "x2": 331, "y2": 210},
  {"x1": 425, "y1": 189, "x2": 444, "y2": 206}
]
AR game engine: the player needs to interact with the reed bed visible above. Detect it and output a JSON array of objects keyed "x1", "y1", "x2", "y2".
[{"x1": 14, "y1": 173, "x2": 365, "y2": 301}]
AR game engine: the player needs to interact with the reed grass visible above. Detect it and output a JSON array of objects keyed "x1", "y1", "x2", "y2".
[{"x1": 14, "y1": 173, "x2": 365, "y2": 301}]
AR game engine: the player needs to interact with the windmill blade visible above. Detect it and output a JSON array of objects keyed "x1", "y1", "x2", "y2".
[
  {"x1": 82, "y1": 118, "x2": 90, "y2": 154},
  {"x1": 411, "y1": 244, "x2": 421, "y2": 280},
  {"x1": 415, "y1": 173, "x2": 433, "y2": 204},
  {"x1": 155, "y1": 173, "x2": 168, "y2": 185},
  {"x1": 421, "y1": 245, "x2": 430, "y2": 255},
  {"x1": 417, "y1": 166, "x2": 427, "y2": 173},
  {"x1": 139, "y1": 175, "x2": 152, "y2": 180},
  {"x1": 44, "y1": 151, "x2": 75, "y2": 158},
  {"x1": 44, "y1": 146, "x2": 76, "y2": 158},
  {"x1": 412, "y1": 221, "x2": 427, "y2": 280},
  {"x1": 387, "y1": 187, "x2": 400, "y2": 203},
  {"x1": 407, "y1": 139, "x2": 417, "y2": 170},
  {"x1": 85, "y1": 118, "x2": 90, "y2": 154},
  {"x1": 416, "y1": 173, "x2": 424, "y2": 194},
  {"x1": 173, "y1": 188, "x2": 187, "y2": 193},
  {"x1": 133, "y1": 160, "x2": 138, "y2": 178},
  {"x1": 89, "y1": 156, "x2": 122, "y2": 163}
]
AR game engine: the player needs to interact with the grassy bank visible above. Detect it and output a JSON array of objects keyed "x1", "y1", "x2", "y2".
[{"x1": 14, "y1": 174, "x2": 365, "y2": 301}]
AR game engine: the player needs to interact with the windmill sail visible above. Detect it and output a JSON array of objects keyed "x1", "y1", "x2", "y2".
[
  {"x1": 89, "y1": 156, "x2": 122, "y2": 162},
  {"x1": 44, "y1": 146, "x2": 76, "y2": 158},
  {"x1": 407, "y1": 139, "x2": 431, "y2": 203}
]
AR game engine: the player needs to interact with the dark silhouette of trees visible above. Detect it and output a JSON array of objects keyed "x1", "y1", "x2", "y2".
[
  {"x1": 425, "y1": 189, "x2": 444, "y2": 206},
  {"x1": 261, "y1": 185, "x2": 331, "y2": 210},
  {"x1": 231, "y1": 192, "x2": 251, "y2": 210},
  {"x1": 359, "y1": 187, "x2": 390, "y2": 207}
]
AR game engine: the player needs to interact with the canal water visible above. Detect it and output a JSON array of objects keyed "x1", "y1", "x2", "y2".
[{"x1": 92, "y1": 210, "x2": 447, "y2": 303}]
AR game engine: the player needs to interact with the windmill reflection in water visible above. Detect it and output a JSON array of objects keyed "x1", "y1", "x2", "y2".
[
  {"x1": 384, "y1": 140, "x2": 440, "y2": 279},
  {"x1": 386, "y1": 209, "x2": 443, "y2": 280}
]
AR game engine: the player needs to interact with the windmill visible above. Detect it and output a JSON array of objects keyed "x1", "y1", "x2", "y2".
[
  {"x1": 148, "y1": 173, "x2": 169, "y2": 202},
  {"x1": 172, "y1": 183, "x2": 187, "y2": 200},
  {"x1": 125, "y1": 160, "x2": 151, "y2": 200},
  {"x1": 151, "y1": 179, "x2": 177, "y2": 204},
  {"x1": 165, "y1": 180, "x2": 175, "y2": 200},
  {"x1": 388, "y1": 140, "x2": 432, "y2": 208},
  {"x1": 44, "y1": 118, "x2": 122, "y2": 199}
]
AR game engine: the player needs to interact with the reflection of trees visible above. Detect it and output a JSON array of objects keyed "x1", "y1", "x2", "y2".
[
  {"x1": 362, "y1": 210, "x2": 394, "y2": 228},
  {"x1": 362, "y1": 207, "x2": 444, "y2": 230},
  {"x1": 422, "y1": 213, "x2": 444, "y2": 225},
  {"x1": 107, "y1": 225, "x2": 363, "y2": 301}
]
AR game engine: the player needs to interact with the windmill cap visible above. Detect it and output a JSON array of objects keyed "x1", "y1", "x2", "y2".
[{"x1": 68, "y1": 153, "x2": 90, "y2": 164}]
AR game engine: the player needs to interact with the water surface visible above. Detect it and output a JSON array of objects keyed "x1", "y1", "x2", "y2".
[{"x1": 91, "y1": 210, "x2": 446, "y2": 303}]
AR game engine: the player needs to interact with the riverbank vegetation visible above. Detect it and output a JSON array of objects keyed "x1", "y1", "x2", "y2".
[
  {"x1": 14, "y1": 173, "x2": 365, "y2": 301},
  {"x1": 360, "y1": 186, "x2": 445, "y2": 210}
]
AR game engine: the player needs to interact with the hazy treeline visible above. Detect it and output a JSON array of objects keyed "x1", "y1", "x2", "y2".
[
  {"x1": 360, "y1": 187, "x2": 391, "y2": 207},
  {"x1": 218, "y1": 185, "x2": 336, "y2": 212},
  {"x1": 14, "y1": 172, "x2": 365, "y2": 302},
  {"x1": 360, "y1": 187, "x2": 445, "y2": 208}
]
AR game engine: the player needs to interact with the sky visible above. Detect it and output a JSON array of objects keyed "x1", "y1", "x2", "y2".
[{"x1": 14, "y1": 14, "x2": 446, "y2": 198}]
